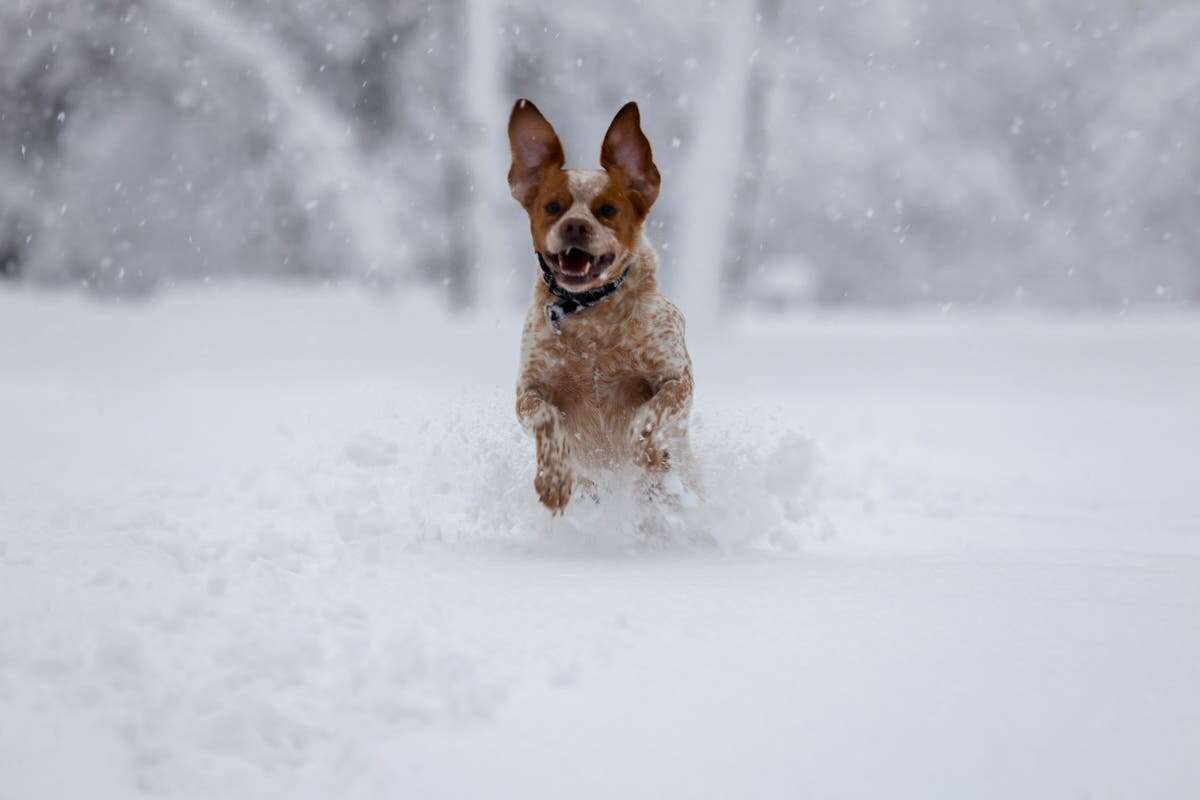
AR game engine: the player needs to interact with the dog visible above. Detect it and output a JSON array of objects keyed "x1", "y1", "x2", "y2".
[{"x1": 507, "y1": 99, "x2": 694, "y2": 515}]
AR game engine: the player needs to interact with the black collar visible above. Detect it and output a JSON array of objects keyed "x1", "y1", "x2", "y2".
[{"x1": 537, "y1": 252, "x2": 632, "y2": 334}]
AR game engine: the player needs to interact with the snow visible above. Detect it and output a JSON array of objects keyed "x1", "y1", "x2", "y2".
[
  {"x1": 1, "y1": 286, "x2": 1198, "y2": 798},
  {"x1": 7, "y1": 1, "x2": 1200, "y2": 306}
]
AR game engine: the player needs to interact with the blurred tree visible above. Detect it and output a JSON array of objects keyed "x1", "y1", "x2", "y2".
[
  {"x1": 0, "y1": 0, "x2": 1196, "y2": 307},
  {"x1": 722, "y1": 0, "x2": 783, "y2": 309}
]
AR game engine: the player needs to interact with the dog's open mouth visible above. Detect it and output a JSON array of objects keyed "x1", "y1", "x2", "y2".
[{"x1": 549, "y1": 248, "x2": 616, "y2": 285}]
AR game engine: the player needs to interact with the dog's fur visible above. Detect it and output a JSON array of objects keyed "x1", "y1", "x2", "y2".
[{"x1": 507, "y1": 100, "x2": 694, "y2": 514}]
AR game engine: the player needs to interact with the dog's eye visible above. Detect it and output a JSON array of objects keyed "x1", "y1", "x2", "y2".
[
  {"x1": 598, "y1": 204, "x2": 618, "y2": 218},
  {"x1": 544, "y1": 201, "x2": 563, "y2": 215}
]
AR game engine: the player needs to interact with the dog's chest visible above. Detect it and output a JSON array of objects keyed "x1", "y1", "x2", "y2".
[
  {"x1": 543, "y1": 335, "x2": 651, "y2": 409},
  {"x1": 530, "y1": 329, "x2": 653, "y2": 462}
]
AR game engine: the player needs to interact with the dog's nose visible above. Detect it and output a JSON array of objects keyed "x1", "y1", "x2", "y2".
[{"x1": 561, "y1": 217, "x2": 593, "y2": 239}]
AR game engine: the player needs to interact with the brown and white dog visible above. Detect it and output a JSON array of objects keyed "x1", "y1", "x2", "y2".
[{"x1": 507, "y1": 99, "x2": 694, "y2": 514}]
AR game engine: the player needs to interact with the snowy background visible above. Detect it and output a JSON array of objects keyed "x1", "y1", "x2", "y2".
[
  {"x1": 3, "y1": 0, "x2": 1200, "y2": 307},
  {"x1": 2, "y1": 2, "x2": 1200, "y2": 798}
]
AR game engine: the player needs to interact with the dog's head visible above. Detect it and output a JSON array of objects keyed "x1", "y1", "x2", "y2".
[{"x1": 507, "y1": 100, "x2": 660, "y2": 291}]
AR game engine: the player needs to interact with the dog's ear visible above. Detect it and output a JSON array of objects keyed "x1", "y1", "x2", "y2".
[
  {"x1": 507, "y1": 99, "x2": 565, "y2": 207},
  {"x1": 600, "y1": 101, "x2": 660, "y2": 214}
]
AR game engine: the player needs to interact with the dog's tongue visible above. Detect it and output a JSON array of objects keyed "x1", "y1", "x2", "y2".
[{"x1": 560, "y1": 248, "x2": 591, "y2": 275}]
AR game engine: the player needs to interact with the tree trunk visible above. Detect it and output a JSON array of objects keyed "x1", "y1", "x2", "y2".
[
  {"x1": 672, "y1": 0, "x2": 758, "y2": 330},
  {"x1": 722, "y1": 0, "x2": 780, "y2": 307}
]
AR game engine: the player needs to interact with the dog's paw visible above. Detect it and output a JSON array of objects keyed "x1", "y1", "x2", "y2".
[
  {"x1": 629, "y1": 407, "x2": 670, "y2": 472},
  {"x1": 633, "y1": 441, "x2": 671, "y2": 472},
  {"x1": 534, "y1": 462, "x2": 573, "y2": 515},
  {"x1": 629, "y1": 405, "x2": 656, "y2": 446},
  {"x1": 575, "y1": 476, "x2": 601, "y2": 504}
]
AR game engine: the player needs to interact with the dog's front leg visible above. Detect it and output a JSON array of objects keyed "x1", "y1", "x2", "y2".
[
  {"x1": 629, "y1": 371, "x2": 694, "y2": 471},
  {"x1": 517, "y1": 388, "x2": 573, "y2": 514}
]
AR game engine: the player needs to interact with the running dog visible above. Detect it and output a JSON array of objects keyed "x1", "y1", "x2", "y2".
[{"x1": 507, "y1": 99, "x2": 694, "y2": 514}]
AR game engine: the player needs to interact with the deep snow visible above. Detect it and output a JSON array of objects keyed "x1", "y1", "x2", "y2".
[{"x1": 1, "y1": 287, "x2": 1198, "y2": 798}]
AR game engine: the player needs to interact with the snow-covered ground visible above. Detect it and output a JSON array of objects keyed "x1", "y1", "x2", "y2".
[{"x1": 1, "y1": 286, "x2": 1198, "y2": 798}]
